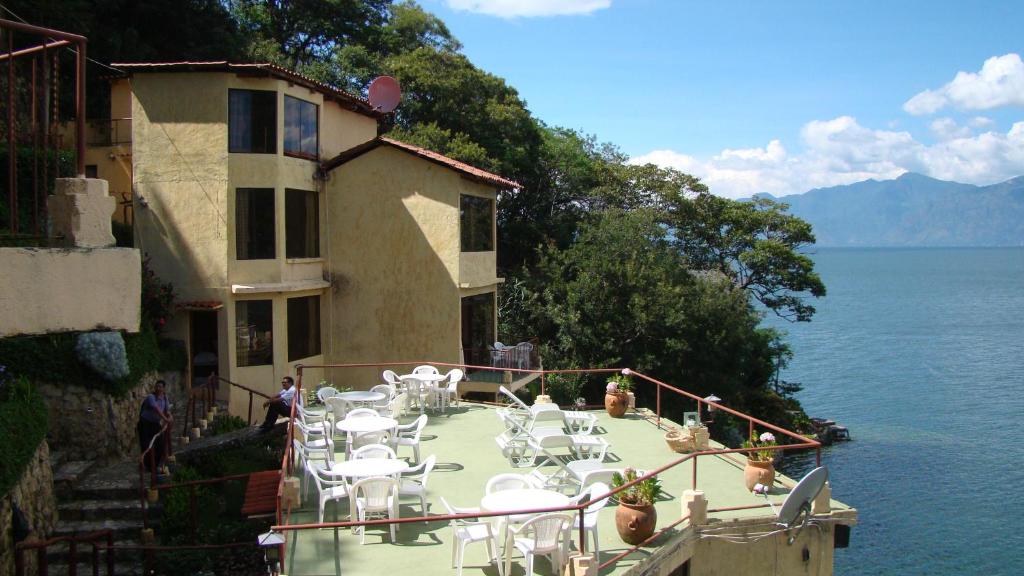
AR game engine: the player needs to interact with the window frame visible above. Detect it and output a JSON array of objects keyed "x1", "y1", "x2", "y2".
[
  {"x1": 285, "y1": 188, "x2": 320, "y2": 259},
  {"x1": 228, "y1": 89, "x2": 277, "y2": 154},
  {"x1": 283, "y1": 95, "x2": 319, "y2": 160},
  {"x1": 460, "y1": 194, "x2": 495, "y2": 252},
  {"x1": 235, "y1": 187, "x2": 276, "y2": 261},
  {"x1": 287, "y1": 295, "x2": 322, "y2": 361},
  {"x1": 235, "y1": 299, "x2": 274, "y2": 367}
]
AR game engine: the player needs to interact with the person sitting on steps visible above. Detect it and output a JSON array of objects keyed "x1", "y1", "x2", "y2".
[{"x1": 259, "y1": 376, "x2": 296, "y2": 432}]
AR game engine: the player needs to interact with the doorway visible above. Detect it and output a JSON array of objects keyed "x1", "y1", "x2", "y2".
[{"x1": 189, "y1": 310, "x2": 219, "y2": 387}]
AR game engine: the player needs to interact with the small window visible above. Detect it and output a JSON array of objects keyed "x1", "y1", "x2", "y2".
[
  {"x1": 284, "y1": 95, "x2": 318, "y2": 159},
  {"x1": 236, "y1": 188, "x2": 276, "y2": 260},
  {"x1": 286, "y1": 189, "x2": 319, "y2": 259},
  {"x1": 460, "y1": 195, "x2": 494, "y2": 252},
  {"x1": 288, "y1": 295, "x2": 321, "y2": 361},
  {"x1": 229, "y1": 89, "x2": 276, "y2": 154},
  {"x1": 236, "y1": 300, "x2": 273, "y2": 367}
]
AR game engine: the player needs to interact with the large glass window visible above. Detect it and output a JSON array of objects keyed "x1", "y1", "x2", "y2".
[
  {"x1": 229, "y1": 89, "x2": 276, "y2": 154},
  {"x1": 286, "y1": 189, "x2": 319, "y2": 259},
  {"x1": 284, "y1": 95, "x2": 318, "y2": 159},
  {"x1": 461, "y1": 292, "x2": 495, "y2": 367},
  {"x1": 236, "y1": 300, "x2": 273, "y2": 367},
  {"x1": 235, "y1": 188, "x2": 276, "y2": 260},
  {"x1": 288, "y1": 295, "x2": 321, "y2": 361},
  {"x1": 460, "y1": 195, "x2": 494, "y2": 252}
]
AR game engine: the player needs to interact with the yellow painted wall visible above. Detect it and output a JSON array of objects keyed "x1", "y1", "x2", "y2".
[
  {"x1": 687, "y1": 520, "x2": 837, "y2": 576},
  {"x1": 0, "y1": 248, "x2": 141, "y2": 337},
  {"x1": 321, "y1": 99, "x2": 378, "y2": 159},
  {"x1": 325, "y1": 146, "x2": 501, "y2": 388}
]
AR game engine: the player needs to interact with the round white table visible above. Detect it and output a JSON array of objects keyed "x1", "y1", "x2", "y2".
[
  {"x1": 328, "y1": 458, "x2": 409, "y2": 479},
  {"x1": 400, "y1": 373, "x2": 447, "y2": 384},
  {"x1": 337, "y1": 390, "x2": 386, "y2": 404},
  {"x1": 335, "y1": 416, "x2": 398, "y2": 435},
  {"x1": 480, "y1": 489, "x2": 572, "y2": 575},
  {"x1": 400, "y1": 373, "x2": 448, "y2": 413}
]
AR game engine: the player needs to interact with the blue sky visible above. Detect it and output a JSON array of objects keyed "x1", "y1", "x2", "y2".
[{"x1": 423, "y1": 0, "x2": 1024, "y2": 197}]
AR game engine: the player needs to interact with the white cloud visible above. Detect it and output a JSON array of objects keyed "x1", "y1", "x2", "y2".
[
  {"x1": 444, "y1": 0, "x2": 611, "y2": 18},
  {"x1": 930, "y1": 117, "x2": 972, "y2": 141},
  {"x1": 631, "y1": 116, "x2": 1024, "y2": 199},
  {"x1": 904, "y1": 53, "x2": 1024, "y2": 115}
]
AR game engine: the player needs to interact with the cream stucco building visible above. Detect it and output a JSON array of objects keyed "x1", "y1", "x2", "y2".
[{"x1": 89, "y1": 62, "x2": 513, "y2": 412}]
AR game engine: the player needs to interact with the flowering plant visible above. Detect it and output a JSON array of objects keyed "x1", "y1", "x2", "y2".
[
  {"x1": 606, "y1": 368, "x2": 633, "y2": 393},
  {"x1": 611, "y1": 467, "x2": 662, "y2": 506},
  {"x1": 742, "y1": 430, "x2": 778, "y2": 463}
]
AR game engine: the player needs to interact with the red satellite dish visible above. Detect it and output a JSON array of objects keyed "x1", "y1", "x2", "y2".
[{"x1": 368, "y1": 76, "x2": 401, "y2": 113}]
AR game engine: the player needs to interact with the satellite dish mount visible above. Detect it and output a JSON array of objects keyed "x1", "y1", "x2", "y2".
[{"x1": 776, "y1": 466, "x2": 828, "y2": 545}]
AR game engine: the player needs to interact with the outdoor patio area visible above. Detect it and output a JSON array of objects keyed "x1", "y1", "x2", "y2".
[{"x1": 279, "y1": 400, "x2": 854, "y2": 576}]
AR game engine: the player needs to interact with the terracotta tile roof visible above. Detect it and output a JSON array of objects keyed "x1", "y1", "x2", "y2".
[
  {"x1": 176, "y1": 300, "x2": 224, "y2": 311},
  {"x1": 322, "y1": 137, "x2": 520, "y2": 190},
  {"x1": 109, "y1": 61, "x2": 380, "y2": 117}
]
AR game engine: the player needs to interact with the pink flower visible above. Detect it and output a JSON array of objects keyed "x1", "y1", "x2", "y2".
[
  {"x1": 621, "y1": 368, "x2": 631, "y2": 376},
  {"x1": 606, "y1": 382, "x2": 618, "y2": 392},
  {"x1": 759, "y1": 432, "x2": 775, "y2": 443}
]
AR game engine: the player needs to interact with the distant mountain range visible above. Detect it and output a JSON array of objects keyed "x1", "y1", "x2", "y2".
[{"x1": 755, "y1": 173, "x2": 1024, "y2": 247}]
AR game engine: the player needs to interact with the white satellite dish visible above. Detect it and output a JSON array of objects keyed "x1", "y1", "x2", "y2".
[
  {"x1": 368, "y1": 76, "x2": 401, "y2": 113},
  {"x1": 777, "y1": 466, "x2": 828, "y2": 532}
]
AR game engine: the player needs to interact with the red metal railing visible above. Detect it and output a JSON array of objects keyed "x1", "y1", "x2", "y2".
[
  {"x1": 14, "y1": 529, "x2": 114, "y2": 576},
  {"x1": 265, "y1": 361, "x2": 821, "y2": 573},
  {"x1": 180, "y1": 373, "x2": 270, "y2": 436}
]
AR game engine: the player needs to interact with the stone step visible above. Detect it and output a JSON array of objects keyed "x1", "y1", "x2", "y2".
[
  {"x1": 71, "y1": 461, "x2": 144, "y2": 500},
  {"x1": 52, "y1": 519, "x2": 146, "y2": 541},
  {"x1": 54, "y1": 460, "x2": 98, "y2": 500},
  {"x1": 44, "y1": 558, "x2": 144, "y2": 576},
  {"x1": 46, "y1": 538, "x2": 143, "y2": 564},
  {"x1": 58, "y1": 499, "x2": 145, "y2": 522}
]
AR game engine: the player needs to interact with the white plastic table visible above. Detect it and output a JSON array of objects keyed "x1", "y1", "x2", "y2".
[
  {"x1": 327, "y1": 458, "x2": 409, "y2": 479},
  {"x1": 400, "y1": 373, "x2": 447, "y2": 413},
  {"x1": 480, "y1": 488, "x2": 572, "y2": 576},
  {"x1": 335, "y1": 416, "x2": 398, "y2": 435},
  {"x1": 337, "y1": 390, "x2": 386, "y2": 405}
]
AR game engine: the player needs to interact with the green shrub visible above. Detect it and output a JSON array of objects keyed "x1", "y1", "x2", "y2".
[
  {"x1": 544, "y1": 372, "x2": 586, "y2": 406},
  {"x1": 210, "y1": 414, "x2": 249, "y2": 436},
  {"x1": 0, "y1": 145, "x2": 74, "y2": 238},
  {"x1": 0, "y1": 372, "x2": 48, "y2": 496}
]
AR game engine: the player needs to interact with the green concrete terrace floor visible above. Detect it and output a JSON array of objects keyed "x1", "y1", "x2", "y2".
[{"x1": 281, "y1": 403, "x2": 853, "y2": 576}]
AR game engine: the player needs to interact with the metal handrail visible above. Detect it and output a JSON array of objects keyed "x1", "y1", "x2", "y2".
[
  {"x1": 268, "y1": 361, "x2": 821, "y2": 572},
  {"x1": 14, "y1": 529, "x2": 114, "y2": 576}
]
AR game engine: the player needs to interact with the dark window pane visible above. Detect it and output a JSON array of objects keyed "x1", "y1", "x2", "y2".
[
  {"x1": 229, "y1": 89, "x2": 276, "y2": 154},
  {"x1": 85, "y1": 165, "x2": 98, "y2": 178},
  {"x1": 236, "y1": 300, "x2": 273, "y2": 367},
  {"x1": 286, "y1": 189, "x2": 319, "y2": 259},
  {"x1": 461, "y1": 293, "x2": 495, "y2": 366},
  {"x1": 288, "y1": 295, "x2": 321, "y2": 361},
  {"x1": 236, "y1": 188, "x2": 276, "y2": 260},
  {"x1": 284, "y1": 96, "x2": 318, "y2": 159},
  {"x1": 460, "y1": 195, "x2": 494, "y2": 252}
]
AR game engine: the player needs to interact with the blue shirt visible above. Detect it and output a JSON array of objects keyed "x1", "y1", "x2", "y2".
[{"x1": 140, "y1": 394, "x2": 169, "y2": 424}]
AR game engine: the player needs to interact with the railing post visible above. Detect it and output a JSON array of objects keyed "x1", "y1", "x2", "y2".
[
  {"x1": 105, "y1": 532, "x2": 114, "y2": 576},
  {"x1": 748, "y1": 420, "x2": 754, "y2": 442},
  {"x1": 540, "y1": 372, "x2": 546, "y2": 396},
  {"x1": 578, "y1": 505, "x2": 586, "y2": 553},
  {"x1": 68, "y1": 539, "x2": 77, "y2": 576},
  {"x1": 92, "y1": 540, "x2": 99, "y2": 576},
  {"x1": 692, "y1": 454, "x2": 698, "y2": 490},
  {"x1": 15, "y1": 547, "x2": 25, "y2": 576},
  {"x1": 37, "y1": 545, "x2": 47, "y2": 576},
  {"x1": 248, "y1": 392, "x2": 254, "y2": 425},
  {"x1": 149, "y1": 448, "x2": 157, "y2": 485},
  {"x1": 656, "y1": 383, "x2": 661, "y2": 427}
]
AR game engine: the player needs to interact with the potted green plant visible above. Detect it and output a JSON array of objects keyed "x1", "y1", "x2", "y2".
[
  {"x1": 742, "y1": 430, "x2": 778, "y2": 491},
  {"x1": 611, "y1": 467, "x2": 662, "y2": 544},
  {"x1": 605, "y1": 369, "x2": 632, "y2": 418}
]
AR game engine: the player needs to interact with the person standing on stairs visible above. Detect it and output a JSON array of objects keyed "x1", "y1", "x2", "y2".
[
  {"x1": 138, "y1": 379, "x2": 172, "y2": 473},
  {"x1": 259, "y1": 376, "x2": 296, "y2": 432}
]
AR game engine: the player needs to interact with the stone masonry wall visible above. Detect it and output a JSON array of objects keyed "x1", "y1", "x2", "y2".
[
  {"x1": 0, "y1": 440, "x2": 58, "y2": 576},
  {"x1": 39, "y1": 372, "x2": 184, "y2": 461}
]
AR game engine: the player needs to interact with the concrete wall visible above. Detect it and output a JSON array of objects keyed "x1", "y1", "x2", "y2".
[
  {"x1": 0, "y1": 441, "x2": 58, "y2": 576},
  {"x1": 0, "y1": 247, "x2": 140, "y2": 337},
  {"x1": 325, "y1": 146, "x2": 502, "y2": 386}
]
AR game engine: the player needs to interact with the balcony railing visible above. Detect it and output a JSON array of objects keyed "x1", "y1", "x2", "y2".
[{"x1": 86, "y1": 118, "x2": 132, "y2": 146}]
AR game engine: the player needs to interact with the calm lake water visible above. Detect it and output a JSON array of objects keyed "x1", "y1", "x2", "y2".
[{"x1": 767, "y1": 247, "x2": 1024, "y2": 575}]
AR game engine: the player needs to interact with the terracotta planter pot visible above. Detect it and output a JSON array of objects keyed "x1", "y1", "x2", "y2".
[
  {"x1": 605, "y1": 392, "x2": 628, "y2": 418},
  {"x1": 615, "y1": 501, "x2": 657, "y2": 545},
  {"x1": 743, "y1": 459, "x2": 776, "y2": 491}
]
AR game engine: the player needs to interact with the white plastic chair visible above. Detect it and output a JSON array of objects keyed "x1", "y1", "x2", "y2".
[
  {"x1": 346, "y1": 408, "x2": 379, "y2": 419},
  {"x1": 510, "y1": 513, "x2": 572, "y2": 576},
  {"x1": 350, "y1": 477, "x2": 399, "y2": 544},
  {"x1": 378, "y1": 391, "x2": 406, "y2": 419},
  {"x1": 569, "y1": 482, "x2": 610, "y2": 561},
  {"x1": 382, "y1": 369, "x2": 402, "y2": 387},
  {"x1": 440, "y1": 497, "x2": 503, "y2": 576},
  {"x1": 398, "y1": 454, "x2": 436, "y2": 517},
  {"x1": 292, "y1": 437, "x2": 331, "y2": 499},
  {"x1": 311, "y1": 463, "x2": 350, "y2": 524},
  {"x1": 394, "y1": 414, "x2": 428, "y2": 464},
  {"x1": 324, "y1": 396, "x2": 354, "y2": 436},
  {"x1": 441, "y1": 368, "x2": 464, "y2": 410},
  {"x1": 350, "y1": 432, "x2": 392, "y2": 457},
  {"x1": 351, "y1": 443, "x2": 397, "y2": 460},
  {"x1": 316, "y1": 386, "x2": 339, "y2": 403},
  {"x1": 413, "y1": 365, "x2": 440, "y2": 375},
  {"x1": 485, "y1": 473, "x2": 538, "y2": 494}
]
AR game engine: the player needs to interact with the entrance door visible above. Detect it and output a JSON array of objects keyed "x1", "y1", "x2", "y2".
[
  {"x1": 460, "y1": 292, "x2": 495, "y2": 367},
  {"x1": 189, "y1": 310, "x2": 219, "y2": 387}
]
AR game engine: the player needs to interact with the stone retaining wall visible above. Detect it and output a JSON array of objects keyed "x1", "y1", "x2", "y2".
[
  {"x1": 0, "y1": 440, "x2": 58, "y2": 576},
  {"x1": 39, "y1": 371, "x2": 185, "y2": 461}
]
